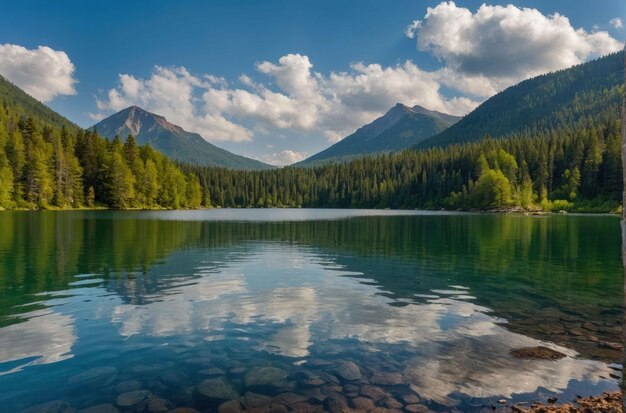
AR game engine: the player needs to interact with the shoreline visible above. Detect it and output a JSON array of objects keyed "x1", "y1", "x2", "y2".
[
  {"x1": 516, "y1": 392, "x2": 622, "y2": 412},
  {"x1": 0, "y1": 206, "x2": 621, "y2": 215}
]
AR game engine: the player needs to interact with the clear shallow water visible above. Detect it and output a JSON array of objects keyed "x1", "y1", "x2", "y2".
[{"x1": 0, "y1": 210, "x2": 622, "y2": 412}]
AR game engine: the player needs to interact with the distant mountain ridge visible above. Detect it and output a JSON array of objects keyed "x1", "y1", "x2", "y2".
[
  {"x1": 297, "y1": 103, "x2": 461, "y2": 166},
  {"x1": 92, "y1": 106, "x2": 273, "y2": 170},
  {"x1": 417, "y1": 51, "x2": 624, "y2": 148}
]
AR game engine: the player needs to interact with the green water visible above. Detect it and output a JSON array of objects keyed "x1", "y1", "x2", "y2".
[{"x1": 0, "y1": 210, "x2": 622, "y2": 412}]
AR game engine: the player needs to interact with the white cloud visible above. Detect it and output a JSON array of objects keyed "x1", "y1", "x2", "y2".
[
  {"x1": 257, "y1": 54, "x2": 320, "y2": 100},
  {"x1": 260, "y1": 150, "x2": 308, "y2": 166},
  {"x1": 610, "y1": 17, "x2": 623, "y2": 29},
  {"x1": 86, "y1": 112, "x2": 105, "y2": 122},
  {"x1": 0, "y1": 44, "x2": 77, "y2": 102},
  {"x1": 94, "y1": 54, "x2": 478, "y2": 145},
  {"x1": 404, "y1": 20, "x2": 422, "y2": 39},
  {"x1": 406, "y1": 2, "x2": 623, "y2": 97}
]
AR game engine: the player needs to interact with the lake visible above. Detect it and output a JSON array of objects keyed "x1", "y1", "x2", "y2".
[{"x1": 0, "y1": 209, "x2": 622, "y2": 413}]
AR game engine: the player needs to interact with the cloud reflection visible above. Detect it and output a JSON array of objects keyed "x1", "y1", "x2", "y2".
[
  {"x1": 0, "y1": 310, "x2": 76, "y2": 375},
  {"x1": 108, "y1": 244, "x2": 613, "y2": 401}
]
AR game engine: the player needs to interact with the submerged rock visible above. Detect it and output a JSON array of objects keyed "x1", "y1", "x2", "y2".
[
  {"x1": 68, "y1": 367, "x2": 118, "y2": 387},
  {"x1": 405, "y1": 405, "x2": 429, "y2": 413},
  {"x1": 334, "y1": 361, "x2": 361, "y2": 381},
  {"x1": 402, "y1": 395, "x2": 420, "y2": 405},
  {"x1": 324, "y1": 392, "x2": 349, "y2": 413},
  {"x1": 184, "y1": 358, "x2": 212, "y2": 367},
  {"x1": 115, "y1": 380, "x2": 142, "y2": 393},
  {"x1": 382, "y1": 396, "x2": 403, "y2": 409},
  {"x1": 370, "y1": 371, "x2": 405, "y2": 386},
  {"x1": 18, "y1": 400, "x2": 73, "y2": 413},
  {"x1": 509, "y1": 346, "x2": 567, "y2": 360},
  {"x1": 166, "y1": 409, "x2": 199, "y2": 413},
  {"x1": 360, "y1": 385, "x2": 389, "y2": 402},
  {"x1": 321, "y1": 385, "x2": 341, "y2": 394},
  {"x1": 290, "y1": 402, "x2": 322, "y2": 413},
  {"x1": 244, "y1": 366, "x2": 289, "y2": 387},
  {"x1": 300, "y1": 378, "x2": 325, "y2": 388},
  {"x1": 269, "y1": 405, "x2": 289, "y2": 413},
  {"x1": 275, "y1": 392, "x2": 307, "y2": 405},
  {"x1": 218, "y1": 400, "x2": 242, "y2": 413},
  {"x1": 361, "y1": 384, "x2": 388, "y2": 402},
  {"x1": 115, "y1": 390, "x2": 152, "y2": 409},
  {"x1": 295, "y1": 370, "x2": 325, "y2": 388},
  {"x1": 147, "y1": 398, "x2": 174, "y2": 412},
  {"x1": 299, "y1": 386, "x2": 325, "y2": 403},
  {"x1": 294, "y1": 369, "x2": 317, "y2": 380},
  {"x1": 351, "y1": 397, "x2": 376, "y2": 410},
  {"x1": 196, "y1": 377, "x2": 239, "y2": 401},
  {"x1": 171, "y1": 387, "x2": 195, "y2": 407},
  {"x1": 78, "y1": 404, "x2": 120, "y2": 413},
  {"x1": 200, "y1": 367, "x2": 226, "y2": 376},
  {"x1": 158, "y1": 370, "x2": 188, "y2": 387},
  {"x1": 131, "y1": 363, "x2": 167, "y2": 374},
  {"x1": 318, "y1": 372, "x2": 340, "y2": 385},
  {"x1": 243, "y1": 392, "x2": 273, "y2": 408}
]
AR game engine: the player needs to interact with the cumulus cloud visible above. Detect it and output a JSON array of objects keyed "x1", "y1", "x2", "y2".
[
  {"x1": 406, "y1": 2, "x2": 623, "y2": 97},
  {"x1": 610, "y1": 17, "x2": 623, "y2": 29},
  {"x1": 94, "y1": 54, "x2": 479, "y2": 145},
  {"x1": 261, "y1": 150, "x2": 308, "y2": 166},
  {"x1": 86, "y1": 112, "x2": 106, "y2": 122},
  {"x1": 404, "y1": 20, "x2": 422, "y2": 39},
  {"x1": 0, "y1": 44, "x2": 77, "y2": 102}
]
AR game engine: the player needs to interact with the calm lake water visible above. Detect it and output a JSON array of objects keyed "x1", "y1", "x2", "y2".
[{"x1": 0, "y1": 209, "x2": 622, "y2": 413}]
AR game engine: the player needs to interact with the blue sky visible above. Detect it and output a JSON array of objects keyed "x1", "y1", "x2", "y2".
[{"x1": 0, "y1": 1, "x2": 624, "y2": 165}]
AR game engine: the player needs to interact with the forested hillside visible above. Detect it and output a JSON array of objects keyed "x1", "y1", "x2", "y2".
[
  {"x1": 0, "y1": 103, "x2": 202, "y2": 209},
  {"x1": 418, "y1": 51, "x2": 624, "y2": 148},
  {"x1": 0, "y1": 75, "x2": 79, "y2": 132},
  {"x1": 185, "y1": 116, "x2": 622, "y2": 212}
]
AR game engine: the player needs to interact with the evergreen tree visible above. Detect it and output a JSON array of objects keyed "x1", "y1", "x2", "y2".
[
  {"x1": 105, "y1": 151, "x2": 135, "y2": 208},
  {"x1": 23, "y1": 130, "x2": 54, "y2": 208}
]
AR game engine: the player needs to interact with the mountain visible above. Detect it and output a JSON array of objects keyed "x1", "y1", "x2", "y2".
[
  {"x1": 91, "y1": 106, "x2": 273, "y2": 170},
  {"x1": 297, "y1": 104, "x2": 461, "y2": 166},
  {"x1": 418, "y1": 51, "x2": 624, "y2": 149},
  {"x1": 0, "y1": 74, "x2": 78, "y2": 131}
]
